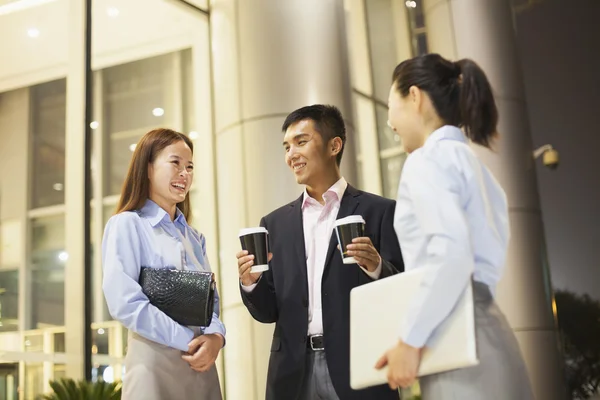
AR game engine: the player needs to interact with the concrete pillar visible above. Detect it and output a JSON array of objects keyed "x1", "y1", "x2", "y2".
[
  {"x1": 64, "y1": 0, "x2": 86, "y2": 380},
  {"x1": 209, "y1": 0, "x2": 354, "y2": 398},
  {"x1": 423, "y1": 0, "x2": 566, "y2": 398}
]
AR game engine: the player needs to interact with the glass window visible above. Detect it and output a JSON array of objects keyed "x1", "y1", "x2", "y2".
[
  {"x1": 23, "y1": 333, "x2": 43, "y2": 353},
  {"x1": 364, "y1": 0, "x2": 398, "y2": 103},
  {"x1": 181, "y1": 48, "x2": 194, "y2": 134},
  {"x1": 409, "y1": 0, "x2": 426, "y2": 29},
  {"x1": 23, "y1": 363, "x2": 43, "y2": 400},
  {"x1": 381, "y1": 152, "x2": 407, "y2": 200},
  {"x1": 92, "y1": 328, "x2": 110, "y2": 355},
  {"x1": 0, "y1": 363, "x2": 19, "y2": 400},
  {"x1": 30, "y1": 215, "x2": 65, "y2": 328},
  {"x1": 53, "y1": 332, "x2": 66, "y2": 353},
  {"x1": 416, "y1": 32, "x2": 428, "y2": 56},
  {"x1": 30, "y1": 79, "x2": 67, "y2": 209},
  {"x1": 103, "y1": 204, "x2": 117, "y2": 225},
  {"x1": 351, "y1": 94, "x2": 364, "y2": 157},
  {"x1": 375, "y1": 104, "x2": 401, "y2": 151},
  {"x1": 415, "y1": 10, "x2": 425, "y2": 29},
  {"x1": 91, "y1": 244, "x2": 112, "y2": 324},
  {"x1": 407, "y1": 0, "x2": 428, "y2": 56},
  {"x1": 94, "y1": 203, "x2": 116, "y2": 323},
  {"x1": 0, "y1": 270, "x2": 18, "y2": 332},
  {"x1": 103, "y1": 54, "x2": 174, "y2": 196},
  {"x1": 53, "y1": 364, "x2": 66, "y2": 381}
]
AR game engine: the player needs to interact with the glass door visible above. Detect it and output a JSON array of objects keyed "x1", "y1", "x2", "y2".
[{"x1": 0, "y1": 363, "x2": 18, "y2": 400}]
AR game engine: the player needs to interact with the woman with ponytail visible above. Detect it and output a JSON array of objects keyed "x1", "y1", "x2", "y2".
[{"x1": 375, "y1": 54, "x2": 534, "y2": 399}]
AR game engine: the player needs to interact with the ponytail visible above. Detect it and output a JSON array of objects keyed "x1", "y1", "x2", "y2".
[{"x1": 455, "y1": 59, "x2": 498, "y2": 148}]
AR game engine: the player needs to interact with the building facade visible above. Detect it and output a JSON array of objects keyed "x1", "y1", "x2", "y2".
[{"x1": 0, "y1": 0, "x2": 565, "y2": 399}]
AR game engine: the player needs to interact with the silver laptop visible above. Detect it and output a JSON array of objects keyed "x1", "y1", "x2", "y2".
[{"x1": 350, "y1": 268, "x2": 478, "y2": 390}]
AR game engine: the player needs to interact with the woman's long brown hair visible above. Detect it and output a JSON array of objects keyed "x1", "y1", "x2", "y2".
[{"x1": 115, "y1": 128, "x2": 194, "y2": 221}]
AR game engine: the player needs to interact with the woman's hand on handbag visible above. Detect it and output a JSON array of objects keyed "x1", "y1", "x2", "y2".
[
  {"x1": 182, "y1": 333, "x2": 225, "y2": 372},
  {"x1": 237, "y1": 250, "x2": 273, "y2": 286}
]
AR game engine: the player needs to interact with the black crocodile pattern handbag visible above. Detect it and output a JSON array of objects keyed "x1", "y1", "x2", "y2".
[{"x1": 139, "y1": 267, "x2": 215, "y2": 327}]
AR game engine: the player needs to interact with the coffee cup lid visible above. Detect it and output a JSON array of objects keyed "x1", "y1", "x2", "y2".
[
  {"x1": 238, "y1": 227, "x2": 268, "y2": 237},
  {"x1": 334, "y1": 215, "x2": 365, "y2": 227}
]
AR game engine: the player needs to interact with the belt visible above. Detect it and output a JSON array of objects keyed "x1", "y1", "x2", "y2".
[{"x1": 307, "y1": 335, "x2": 324, "y2": 351}]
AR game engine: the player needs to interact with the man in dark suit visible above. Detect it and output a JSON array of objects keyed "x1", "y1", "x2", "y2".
[{"x1": 237, "y1": 105, "x2": 404, "y2": 400}]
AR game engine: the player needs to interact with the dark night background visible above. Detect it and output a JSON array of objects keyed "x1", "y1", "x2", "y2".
[{"x1": 516, "y1": 0, "x2": 600, "y2": 300}]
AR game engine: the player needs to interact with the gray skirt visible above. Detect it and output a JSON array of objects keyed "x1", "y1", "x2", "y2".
[
  {"x1": 122, "y1": 331, "x2": 222, "y2": 400},
  {"x1": 419, "y1": 281, "x2": 534, "y2": 400}
]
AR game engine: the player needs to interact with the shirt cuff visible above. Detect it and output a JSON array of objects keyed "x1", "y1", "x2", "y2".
[
  {"x1": 175, "y1": 327, "x2": 196, "y2": 352},
  {"x1": 203, "y1": 325, "x2": 226, "y2": 347},
  {"x1": 400, "y1": 325, "x2": 428, "y2": 349},
  {"x1": 360, "y1": 259, "x2": 382, "y2": 280},
  {"x1": 240, "y1": 276, "x2": 260, "y2": 293}
]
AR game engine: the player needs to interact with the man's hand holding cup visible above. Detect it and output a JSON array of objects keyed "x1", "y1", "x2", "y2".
[{"x1": 238, "y1": 227, "x2": 271, "y2": 286}]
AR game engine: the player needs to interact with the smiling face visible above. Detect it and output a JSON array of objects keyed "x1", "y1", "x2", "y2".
[
  {"x1": 147, "y1": 139, "x2": 194, "y2": 214},
  {"x1": 282, "y1": 119, "x2": 340, "y2": 188}
]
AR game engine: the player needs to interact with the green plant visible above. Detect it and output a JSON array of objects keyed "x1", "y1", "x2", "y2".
[
  {"x1": 39, "y1": 378, "x2": 121, "y2": 400},
  {"x1": 555, "y1": 290, "x2": 600, "y2": 399}
]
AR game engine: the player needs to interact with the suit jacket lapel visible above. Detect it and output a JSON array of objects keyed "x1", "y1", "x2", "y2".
[
  {"x1": 289, "y1": 194, "x2": 308, "y2": 286},
  {"x1": 323, "y1": 185, "x2": 360, "y2": 269}
]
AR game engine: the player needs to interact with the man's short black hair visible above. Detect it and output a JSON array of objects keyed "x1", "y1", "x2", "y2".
[{"x1": 281, "y1": 104, "x2": 346, "y2": 166}]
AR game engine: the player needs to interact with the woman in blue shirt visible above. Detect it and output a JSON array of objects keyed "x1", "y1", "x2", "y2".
[
  {"x1": 375, "y1": 54, "x2": 533, "y2": 399},
  {"x1": 102, "y1": 128, "x2": 225, "y2": 399}
]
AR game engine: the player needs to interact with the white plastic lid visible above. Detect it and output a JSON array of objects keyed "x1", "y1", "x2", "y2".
[
  {"x1": 334, "y1": 215, "x2": 365, "y2": 227},
  {"x1": 238, "y1": 227, "x2": 268, "y2": 237}
]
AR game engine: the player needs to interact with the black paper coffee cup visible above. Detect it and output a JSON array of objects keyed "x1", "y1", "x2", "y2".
[
  {"x1": 239, "y1": 227, "x2": 269, "y2": 273},
  {"x1": 334, "y1": 215, "x2": 366, "y2": 264}
]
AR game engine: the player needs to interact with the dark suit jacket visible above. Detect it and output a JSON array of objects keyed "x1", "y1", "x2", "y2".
[{"x1": 240, "y1": 185, "x2": 404, "y2": 400}]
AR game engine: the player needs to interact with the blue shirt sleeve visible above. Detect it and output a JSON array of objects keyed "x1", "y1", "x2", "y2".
[
  {"x1": 101, "y1": 213, "x2": 194, "y2": 352},
  {"x1": 196, "y1": 234, "x2": 226, "y2": 343},
  {"x1": 396, "y1": 151, "x2": 475, "y2": 348}
]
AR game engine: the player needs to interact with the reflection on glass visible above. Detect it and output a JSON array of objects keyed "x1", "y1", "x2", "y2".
[
  {"x1": 30, "y1": 215, "x2": 65, "y2": 328},
  {"x1": 375, "y1": 104, "x2": 402, "y2": 151},
  {"x1": 30, "y1": 79, "x2": 66, "y2": 209},
  {"x1": 381, "y1": 153, "x2": 408, "y2": 199},
  {"x1": 0, "y1": 270, "x2": 18, "y2": 332}
]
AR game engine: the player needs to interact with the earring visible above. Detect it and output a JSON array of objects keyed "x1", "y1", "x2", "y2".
[{"x1": 387, "y1": 120, "x2": 395, "y2": 130}]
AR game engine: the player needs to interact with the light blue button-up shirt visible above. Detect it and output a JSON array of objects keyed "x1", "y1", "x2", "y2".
[
  {"x1": 394, "y1": 125, "x2": 509, "y2": 348},
  {"x1": 102, "y1": 199, "x2": 226, "y2": 352}
]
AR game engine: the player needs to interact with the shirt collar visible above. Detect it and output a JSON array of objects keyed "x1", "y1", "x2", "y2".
[
  {"x1": 302, "y1": 177, "x2": 348, "y2": 208},
  {"x1": 424, "y1": 125, "x2": 467, "y2": 148},
  {"x1": 140, "y1": 199, "x2": 187, "y2": 227}
]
